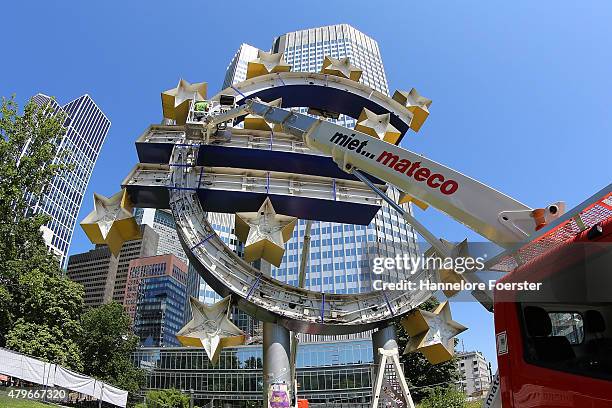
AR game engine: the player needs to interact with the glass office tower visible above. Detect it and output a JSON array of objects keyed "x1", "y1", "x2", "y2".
[
  {"x1": 29, "y1": 93, "x2": 111, "y2": 267},
  {"x1": 218, "y1": 24, "x2": 419, "y2": 296}
]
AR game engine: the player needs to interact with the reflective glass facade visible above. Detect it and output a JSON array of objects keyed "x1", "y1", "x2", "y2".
[
  {"x1": 29, "y1": 93, "x2": 110, "y2": 267},
  {"x1": 132, "y1": 340, "x2": 373, "y2": 405},
  {"x1": 134, "y1": 208, "x2": 189, "y2": 264},
  {"x1": 218, "y1": 25, "x2": 420, "y2": 296},
  {"x1": 135, "y1": 275, "x2": 187, "y2": 347},
  {"x1": 125, "y1": 254, "x2": 188, "y2": 347}
]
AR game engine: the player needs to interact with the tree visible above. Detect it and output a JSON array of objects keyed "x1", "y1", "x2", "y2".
[
  {"x1": 79, "y1": 302, "x2": 146, "y2": 395},
  {"x1": 394, "y1": 297, "x2": 462, "y2": 402},
  {"x1": 136, "y1": 389, "x2": 193, "y2": 408},
  {"x1": 0, "y1": 95, "x2": 84, "y2": 370}
]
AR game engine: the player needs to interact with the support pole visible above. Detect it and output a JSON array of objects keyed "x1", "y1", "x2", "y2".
[
  {"x1": 290, "y1": 220, "x2": 313, "y2": 406},
  {"x1": 263, "y1": 322, "x2": 292, "y2": 407},
  {"x1": 261, "y1": 260, "x2": 292, "y2": 407}
]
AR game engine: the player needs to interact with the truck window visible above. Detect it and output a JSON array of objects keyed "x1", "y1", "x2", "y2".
[
  {"x1": 549, "y1": 312, "x2": 584, "y2": 345},
  {"x1": 521, "y1": 304, "x2": 612, "y2": 380}
]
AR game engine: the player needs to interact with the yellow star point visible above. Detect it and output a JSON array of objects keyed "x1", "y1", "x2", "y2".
[
  {"x1": 398, "y1": 191, "x2": 429, "y2": 211},
  {"x1": 354, "y1": 107, "x2": 401, "y2": 144},
  {"x1": 246, "y1": 51, "x2": 291, "y2": 79},
  {"x1": 392, "y1": 88, "x2": 432, "y2": 132},
  {"x1": 424, "y1": 239, "x2": 469, "y2": 298},
  {"x1": 161, "y1": 79, "x2": 207, "y2": 125},
  {"x1": 401, "y1": 301, "x2": 467, "y2": 364},
  {"x1": 244, "y1": 98, "x2": 284, "y2": 131},
  {"x1": 80, "y1": 190, "x2": 141, "y2": 257},
  {"x1": 176, "y1": 296, "x2": 245, "y2": 365},
  {"x1": 321, "y1": 56, "x2": 362, "y2": 82},
  {"x1": 235, "y1": 198, "x2": 297, "y2": 267}
]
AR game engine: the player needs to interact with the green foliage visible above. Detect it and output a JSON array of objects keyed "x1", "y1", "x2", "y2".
[
  {"x1": 0, "y1": 95, "x2": 68, "y2": 271},
  {"x1": 419, "y1": 387, "x2": 467, "y2": 408},
  {"x1": 0, "y1": 94, "x2": 145, "y2": 402},
  {"x1": 6, "y1": 321, "x2": 83, "y2": 371},
  {"x1": 79, "y1": 302, "x2": 146, "y2": 395},
  {"x1": 395, "y1": 297, "x2": 462, "y2": 402},
  {"x1": 141, "y1": 389, "x2": 191, "y2": 408},
  {"x1": 0, "y1": 95, "x2": 84, "y2": 371}
]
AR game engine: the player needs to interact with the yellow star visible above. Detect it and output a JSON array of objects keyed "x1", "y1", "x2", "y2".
[
  {"x1": 235, "y1": 198, "x2": 297, "y2": 267},
  {"x1": 321, "y1": 56, "x2": 362, "y2": 82},
  {"x1": 398, "y1": 191, "x2": 429, "y2": 211},
  {"x1": 244, "y1": 98, "x2": 284, "y2": 131},
  {"x1": 392, "y1": 88, "x2": 432, "y2": 132},
  {"x1": 80, "y1": 190, "x2": 141, "y2": 257},
  {"x1": 401, "y1": 301, "x2": 467, "y2": 365},
  {"x1": 161, "y1": 79, "x2": 207, "y2": 125},
  {"x1": 246, "y1": 51, "x2": 291, "y2": 79},
  {"x1": 176, "y1": 296, "x2": 245, "y2": 365},
  {"x1": 354, "y1": 107, "x2": 402, "y2": 144}
]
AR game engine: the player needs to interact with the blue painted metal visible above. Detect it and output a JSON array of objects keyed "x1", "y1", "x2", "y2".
[
  {"x1": 245, "y1": 273, "x2": 263, "y2": 301},
  {"x1": 136, "y1": 141, "x2": 174, "y2": 164},
  {"x1": 320, "y1": 292, "x2": 326, "y2": 323},
  {"x1": 195, "y1": 190, "x2": 380, "y2": 225},
  {"x1": 196, "y1": 145, "x2": 382, "y2": 183},
  {"x1": 230, "y1": 85, "x2": 247, "y2": 99},
  {"x1": 190, "y1": 233, "x2": 216, "y2": 251},
  {"x1": 235, "y1": 84, "x2": 410, "y2": 138},
  {"x1": 124, "y1": 185, "x2": 170, "y2": 209}
]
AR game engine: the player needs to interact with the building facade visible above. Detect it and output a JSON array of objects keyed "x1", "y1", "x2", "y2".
[
  {"x1": 222, "y1": 43, "x2": 260, "y2": 90},
  {"x1": 66, "y1": 224, "x2": 159, "y2": 308},
  {"x1": 29, "y1": 93, "x2": 111, "y2": 267},
  {"x1": 219, "y1": 24, "x2": 419, "y2": 296},
  {"x1": 132, "y1": 339, "x2": 373, "y2": 407},
  {"x1": 134, "y1": 208, "x2": 189, "y2": 264},
  {"x1": 123, "y1": 254, "x2": 188, "y2": 321},
  {"x1": 125, "y1": 254, "x2": 189, "y2": 347},
  {"x1": 457, "y1": 351, "x2": 492, "y2": 398}
]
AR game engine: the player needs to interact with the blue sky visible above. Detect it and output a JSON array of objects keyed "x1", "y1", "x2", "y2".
[{"x1": 2, "y1": 1, "x2": 612, "y2": 370}]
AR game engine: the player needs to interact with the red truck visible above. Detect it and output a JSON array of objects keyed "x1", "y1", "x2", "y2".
[{"x1": 492, "y1": 186, "x2": 612, "y2": 407}]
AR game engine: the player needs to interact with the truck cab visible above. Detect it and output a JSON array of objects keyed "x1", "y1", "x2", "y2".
[{"x1": 493, "y1": 188, "x2": 612, "y2": 407}]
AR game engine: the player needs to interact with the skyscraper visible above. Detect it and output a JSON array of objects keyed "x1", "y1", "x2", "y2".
[
  {"x1": 134, "y1": 208, "x2": 189, "y2": 264},
  {"x1": 124, "y1": 254, "x2": 188, "y2": 347},
  {"x1": 66, "y1": 224, "x2": 159, "y2": 308},
  {"x1": 222, "y1": 43, "x2": 260, "y2": 89},
  {"x1": 30, "y1": 93, "x2": 111, "y2": 267},
  {"x1": 219, "y1": 24, "x2": 418, "y2": 297}
]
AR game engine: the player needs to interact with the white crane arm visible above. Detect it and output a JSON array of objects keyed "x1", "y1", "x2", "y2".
[{"x1": 243, "y1": 100, "x2": 563, "y2": 248}]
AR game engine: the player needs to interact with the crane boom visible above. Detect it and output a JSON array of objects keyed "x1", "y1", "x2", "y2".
[{"x1": 241, "y1": 99, "x2": 563, "y2": 248}]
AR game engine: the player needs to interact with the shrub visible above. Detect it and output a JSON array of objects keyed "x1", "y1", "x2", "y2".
[{"x1": 420, "y1": 387, "x2": 466, "y2": 408}]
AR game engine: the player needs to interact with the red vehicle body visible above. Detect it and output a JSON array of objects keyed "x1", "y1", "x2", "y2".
[{"x1": 493, "y1": 189, "x2": 612, "y2": 407}]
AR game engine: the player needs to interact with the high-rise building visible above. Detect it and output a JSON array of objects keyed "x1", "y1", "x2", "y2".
[
  {"x1": 29, "y1": 94, "x2": 111, "y2": 267},
  {"x1": 457, "y1": 351, "x2": 492, "y2": 397},
  {"x1": 66, "y1": 246, "x2": 118, "y2": 307},
  {"x1": 112, "y1": 225, "x2": 161, "y2": 304},
  {"x1": 134, "y1": 208, "x2": 188, "y2": 264},
  {"x1": 66, "y1": 225, "x2": 158, "y2": 308},
  {"x1": 222, "y1": 43, "x2": 260, "y2": 89},
  {"x1": 124, "y1": 254, "x2": 188, "y2": 347},
  {"x1": 218, "y1": 24, "x2": 418, "y2": 297}
]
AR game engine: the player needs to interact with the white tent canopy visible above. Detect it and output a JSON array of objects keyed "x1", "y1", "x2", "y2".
[{"x1": 0, "y1": 347, "x2": 128, "y2": 408}]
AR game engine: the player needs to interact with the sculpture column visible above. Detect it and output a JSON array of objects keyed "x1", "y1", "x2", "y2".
[{"x1": 261, "y1": 260, "x2": 293, "y2": 407}]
